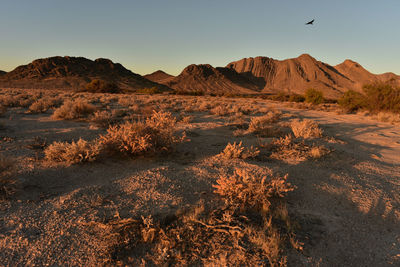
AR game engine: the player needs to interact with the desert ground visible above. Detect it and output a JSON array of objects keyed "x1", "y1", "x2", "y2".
[{"x1": 0, "y1": 89, "x2": 399, "y2": 266}]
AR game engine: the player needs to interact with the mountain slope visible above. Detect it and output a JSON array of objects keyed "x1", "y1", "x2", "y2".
[
  {"x1": 164, "y1": 64, "x2": 263, "y2": 94},
  {"x1": 227, "y1": 54, "x2": 400, "y2": 98},
  {"x1": 144, "y1": 70, "x2": 175, "y2": 84},
  {"x1": 0, "y1": 56, "x2": 168, "y2": 91}
]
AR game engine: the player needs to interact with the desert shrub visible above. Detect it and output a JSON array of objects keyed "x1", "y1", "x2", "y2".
[
  {"x1": 210, "y1": 105, "x2": 231, "y2": 116},
  {"x1": 89, "y1": 110, "x2": 115, "y2": 128},
  {"x1": 247, "y1": 111, "x2": 282, "y2": 135},
  {"x1": 290, "y1": 119, "x2": 322, "y2": 139},
  {"x1": 362, "y1": 82, "x2": 400, "y2": 113},
  {"x1": 338, "y1": 90, "x2": 366, "y2": 112},
  {"x1": 304, "y1": 88, "x2": 324, "y2": 104},
  {"x1": 214, "y1": 167, "x2": 294, "y2": 211},
  {"x1": 136, "y1": 87, "x2": 161, "y2": 94},
  {"x1": 28, "y1": 97, "x2": 62, "y2": 113},
  {"x1": 44, "y1": 139, "x2": 100, "y2": 164},
  {"x1": 84, "y1": 79, "x2": 121, "y2": 93},
  {"x1": 266, "y1": 135, "x2": 329, "y2": 162},
  {"x1": 100, "y1": 111, "x2": 182, "y2": 156},
  {"x1": 106, "y1": 165, "x2": 298, "y2": 266},
  {"x1": 271, "y1": 92, "x2": 289, "y2": 102},
  {"x1": 288, "y1": 93, "x2": 305, "y2": 103},
  {"x1": 220, "y1": 142, "x2": 259, "y2": 159},
  {"x1": 374, "y1": 112, "x2": 400, "y2": 124},
  {"x1": 52, "y1": 99, "x2": 97, "y2": 120}
]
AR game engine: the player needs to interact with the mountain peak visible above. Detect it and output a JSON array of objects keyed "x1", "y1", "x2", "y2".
[
  {"x1": 297, "y1": 53, "x2": 316, "y2": 61},
  {"x1": 144, "y1": 70, "x2": 174, "y2": 83},
  {"x1": 0, "y1": 56, "x2": 167, "y2": 91}
]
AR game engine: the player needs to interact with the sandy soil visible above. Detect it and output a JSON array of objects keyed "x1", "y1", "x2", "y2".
[{"x1": 0, "y1": 94, "x2": 399, "y2": 266}]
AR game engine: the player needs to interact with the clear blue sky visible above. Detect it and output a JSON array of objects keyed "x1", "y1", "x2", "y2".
[{"x1": 0, "y1": 0, "x2": 399, "y2": 75}]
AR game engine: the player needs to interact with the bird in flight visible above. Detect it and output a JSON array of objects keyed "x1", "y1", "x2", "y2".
[{"x1": 305, "y1": 19, "x2": 315, "y2": 25}]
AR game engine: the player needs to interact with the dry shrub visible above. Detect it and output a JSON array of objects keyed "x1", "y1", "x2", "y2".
[
  {"x1": 220, "y1": 141, "x2": 259, "y2": 159},
  {"x1": 106, "y1": 167, "x2": 297, "y2": 266},
  {"x1": 374, "y1": 112, "x2": 400, "y2": 124},
  {"x1": 180, "y1": 115, "x2": 193, "y2": 124},
  {"x1": 266, "y1": 135, "x2": 329, "y2": 162},
  {"x1": 89, "y1": 110, "x2": 115, "y2": 128},
  {"x1": 100, "y1": 111, "x2": 183, "y2": 156},
  {"x1": 290, "y1": 119, "x2": 322, "y2": 139},
  {"x1": 44, "y1": 139, "x2": 100, "y2": 164},
  {"x1": 247, "y1": 111, "x2": 282, "y2": 137},
  {"x1": 28, "y1": 97, "x2": 63, "y2": 113},
  {"x1": 210, "y1": 105, "x2": 231, "y2": 116},
  {"x1": 52, "y1": 99, "x2": 97, "y2": 120},
  {"x1": 227, "y1": 113, "x2": 247, "y2": 128},
  {"x1": 214, "y1": 167, "x2": 293, "y2": 211}
]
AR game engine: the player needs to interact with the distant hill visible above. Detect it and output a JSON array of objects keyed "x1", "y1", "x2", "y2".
[
  {"x1": 0, "y1": 56, "x2": 168, "y2": 92},
  {"x1": 144, "y1": 70, "x2": 175, "y2": 84},
  {"x1": 226, "y1": 54, "x2": 400, "y2": 98},
  {"x1": 164, "y1": 64, "x2": 264, "y2": 94},
  {"x1": 1, "y1": 54, "x2": 398, "y2": 97}
]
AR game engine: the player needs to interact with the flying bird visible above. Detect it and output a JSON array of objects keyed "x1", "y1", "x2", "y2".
[{"x1": 305, "y1": 19, "x2": 315, "y2": 25}]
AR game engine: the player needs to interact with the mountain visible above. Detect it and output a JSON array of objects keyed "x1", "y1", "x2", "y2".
[
  {"x1": 164, "y1": 64, "x2": 264, "y2": 94},
  {"x1": 0, "y1": 56, "x2": 168, "y2": 91},
  {"x1": 0, "y1": 70, "x2": 6, "y2": 76},
  {"x1": 144, "y1": 70, "x2": 175, "y2": 84},
  {"x1": 226, "y1": 54, "x2": 400, "y2": 98}
]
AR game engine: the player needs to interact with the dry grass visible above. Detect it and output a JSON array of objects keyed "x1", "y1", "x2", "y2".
[
  {"x1": 52, "y1": 99, "x2": 97, "y2": 120},
  {"x1": 44, "y1": 139, "x2": 101, "y2": 164},
  {"x1": 290, "y1": 119, "x2": 323, "y2": 139},
  {"x1": 219, "y1": 141, "x2": 259, "y2": 160}
]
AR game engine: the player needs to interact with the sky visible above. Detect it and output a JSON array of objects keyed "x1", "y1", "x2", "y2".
[{"x1": 0, "y1": 0, "x2": 399, "y2": 76}]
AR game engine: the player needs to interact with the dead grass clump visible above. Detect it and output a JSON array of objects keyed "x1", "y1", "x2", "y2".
[
  {"x1": 219, "y1": 141, "x2": 259, "y2": 159},
  {"x1": 44, "y1": 139, "x2": 100, "y2": 164},
  {"x1": 52, "y1": 99, "x2": 97, "y2": 120},
  {"x1": 290, "y1": 119, "x2": 323, "y2": 139},
  {"x1": 100, "y1": 111, "x2": 183, "y2": 156}
]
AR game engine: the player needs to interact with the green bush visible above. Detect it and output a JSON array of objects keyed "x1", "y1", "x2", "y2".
[
  {"x1": 363, "y1": 82, "x2": 400, "y2": 113},
  {"x1": 304, "y1": 88, "x2": 324, "y2": 104},
  {"x1": 85, "y1": 79, "x2": 121, "y2": 93},
  {"x1": 338, "y1": 90, "x2": 366, "y2": 112}
]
